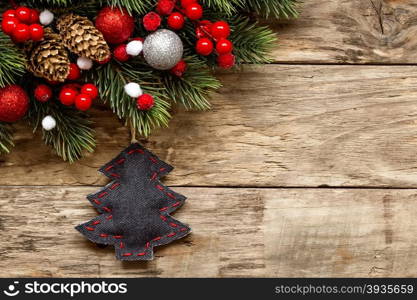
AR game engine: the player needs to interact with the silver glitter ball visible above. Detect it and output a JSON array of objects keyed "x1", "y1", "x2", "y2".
[{"x1": 143, "y1": 29, "x2": 184, "y2": 70}]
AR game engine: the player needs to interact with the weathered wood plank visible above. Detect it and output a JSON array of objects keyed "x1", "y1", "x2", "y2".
[
  {"x1": 0, "y1": 187, "x2": 416, "y2": 277},
  {"x1": 274, "y1": 0, "x2": 417, "y2": 63},
  {"x1": 2, "y1": 65, "x2": 417, "y2": 187}
]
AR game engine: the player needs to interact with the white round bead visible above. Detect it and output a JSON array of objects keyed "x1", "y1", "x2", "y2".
[
  {"x1": 77, "y1": 57, "x2": 93, "y2": 70},
  {"x1": 126, "y1": 40, "x2": 143, "y2": 56},
  {"x1": 124, "y1": 83, "x2": 143, "y2": 98},
  {"x1": 39, "y1": 10, "x2": 54, "y2": 26},
  {"x1": 42, "y1": 115, "x2": 56, "y2": 131}
]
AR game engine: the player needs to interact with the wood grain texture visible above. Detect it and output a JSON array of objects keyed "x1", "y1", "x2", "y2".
[
  {"x1": 1, "y1": 186, "x2": 416, "y2": 278},
  {"x1": 274, "y1": 0, "x2": 417, "y2": 63},
  {"x1": 3, "y1": 65, "x2": 417, "y2": 187}
]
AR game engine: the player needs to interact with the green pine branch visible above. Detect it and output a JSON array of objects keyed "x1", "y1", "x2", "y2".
[
  {"x1": 0, "y1": 32, "x2": 26, "y2": 88},
  {"x1": 28, "y1": 98, "x2": 95, "y2": 163},
  {"x1": 0, "y1": 122, "x2": 14, "y2": 154}
]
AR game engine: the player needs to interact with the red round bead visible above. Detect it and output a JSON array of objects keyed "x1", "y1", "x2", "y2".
[
  {"x1": 29, "y1": 9, "x2": 40, "y2": 24},
  {"x1": 181, "y1": 0, "x2": 197, "y2": 8},
  {"x1": 1, "y1": 17, "x2": 19, "y2": 35},
  {"x1": 12, "y1": 23, "x2": 30, "y2": 43},
  {"x1": 143, "y1": 12, "x2": 162, "y2": 31},
  {"x1": 29, "y1": 24, "x2": 44, "y2": 41},
  {"x1": 34, "y1": 84, "x2": 52, "y2": 102},
  {"x1": 67, "y1": 63, "x2": 81, "y2": 80},
  {"x1": 211, "y1": 21, "x2": 230, "y2": 39},
  {"x1": 156, "y1": 0, "x2": 175, "y2": 15},
  {"x1": 2, "y1": 10, "x2": 16, "y2": 19},
  {"x1": 185, "y1": 3, "x2": 203, "y2": 20},
  {"x1": 75, "y1": 94, "x2": 93, "y2": 111},
  {"x1": 59, "y1": 88, "x2": 78, "y2": 106},
  {"x1": 170, "y1": 60, "x2": 187, "y2": 77},
  {"x1": 81, "y1": 84, "x2": 99, "y2": 99},
  {"x1": 113, "y1": 44, "x2": 130, "y2": 62},
  {"x1": 217, "y1": 53, "x2": 235, "y2": 69},
  {"x1": 168, "y1": 12, "x2": 185, "y2": 30},
  {"x1": 137, "y1": 94, "x2": 155, "y2": 111},
  {"x1": 195, "y1": 20, "x2": 212, "y2": 39},
  {"x1": 216, "y1": 39, "x2": 233, "y2": 54},
  {"x1": 196, "y1": 38, "x2": 214, "y2": 56},
  {"x1": 15, "y1": 7, "x2": 32, "y2": 24}
]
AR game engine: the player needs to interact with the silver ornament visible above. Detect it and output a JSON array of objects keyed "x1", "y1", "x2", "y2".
[{"x1": 143, "y1": 29, "x2": 183, "y2": 70}]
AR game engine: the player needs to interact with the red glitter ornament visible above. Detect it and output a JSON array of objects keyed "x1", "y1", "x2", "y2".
[
  {"x1": 156, "y1": 0, "x2": 175, "y2": 16},
  {"x1": 137, "y1": 94, "x2": 154, "y2": 111},
  {"x1": 143, "y1": 12, "x2": 161, "y2": 31},
  {"x1": 0, "y1": 85, "x2": 29, "y2": 122},
  {"x1": 170, "y1": 60, "x2": 187, "y2": 77},
  {"x1": 95, "y1": 7, "x2": 135, "y2": 44}
]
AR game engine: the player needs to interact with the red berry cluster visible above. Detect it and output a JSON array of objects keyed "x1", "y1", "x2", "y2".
[
  {"x1": 1, "y1": 6, "x2": 44, "y2": 43},
  {"x1": 59, "y1": 83, "x2": 98, "y2": 111},
  {"x1": 144, "y1": 0, "x2": 235, "y2": 69}
]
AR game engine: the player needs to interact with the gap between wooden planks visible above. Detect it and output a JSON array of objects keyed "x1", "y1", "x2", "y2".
[
  {"x1": 0, "y1": 186, "x2": 416, "y2": 277},
  {"x1": 2, "y1": 65, "x2": 417, "y2": 187}
]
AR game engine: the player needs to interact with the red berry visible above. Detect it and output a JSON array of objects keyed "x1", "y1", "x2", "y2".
[
  {"x1": 29, "y1": 24, "x2": 44, "y2": 41},
  {"x1": 181, "y1": 0, "x2": 197, "y2": 8},
  {"x1": 196, "y1": 38, "x2": 213, "y2": 56},
  {"x1": 170, "y1": 60, "x2": 187, "y2": 77},
  {"x1": 217, "y1": 53, "x2": 235, "y2": 69},
  {"x1": 137, "y1": 94, "x2": 154, "y2": 111},
  {"x1": 211, "y1": 21, "x2": 230, "y2": 39},
  {"x1": 195, "y1": 20, "x2": 212, "y2": 39},
  {"x1": 34, "y1": 84, "x2": 52, "y2": 102},
  {"x1": 29, "y1": 9, "x2": 40, "y2": 24},
  {"x1": 216, "y1": 39, "x2": 233, "y2": 54},
  {"x1": 167, "y1": 12, "x2": 185, "y2": 30},
  {"x1": 113, "y1": 44, "x2": 130, "y2": 62},
  {"x1": 2, "y1": 10, "x2": 16, "y2": 19},
  {"x1": 81, "y1": 84, "x2": 99, "y2": 99},
  {"x1": 156, "y1": 0, "x2": 175, "y2": 16},
  {"x1": 185, "y1": 3, "x2": 203, "y2": 20},
  {"x1": 67, "y1": 63, "x2": 81, "y2": 80},
  {"x1": 143, "y1": 12, "x2": 161, "y2": 31},
  {"x1": 1, "y1": 17, "x2": 19, "y2": 35},
  {"x1": 59, "y1": 88, "x2": 78, "y2": 106},
  {"x1": 98, "y1": 55, "x2": 111, "y2": 64},
  {"x1": 16, "y1": 7, "x2": 32, "y2": 24},
  {"x1": 75, "y1": 94, "x2": 93, "y2": 111},
  {"x1": 12, "y1": 23, "x2": 30, "y2": 43}
]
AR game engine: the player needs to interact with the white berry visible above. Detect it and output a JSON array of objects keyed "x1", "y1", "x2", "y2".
[
  {"x1": 39, "y1": 10, "x2": 54, "y2": 26},
  {"x1": 124, "y1": 83, "x2": 143, "y2": 98},
  {"x1": 42, "y1": 115, "x2": 56, "y2": 131},
  {"x1": 126, "y1": 40, "x2": 143, "y2": 56},
  {"x1": 77, "y1": 57, "x2": 93, "y2": 70}
]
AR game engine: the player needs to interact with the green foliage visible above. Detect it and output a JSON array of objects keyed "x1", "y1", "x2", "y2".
[
  {"x1": 0, "y1": 122, "x2": 14, "y2": 154},
  {"x1": 0, "y1": 32, "x2": 26, "y2": 88},
  {"x1": 28, "y1": 98, "x2": 96, "y2": 163}
]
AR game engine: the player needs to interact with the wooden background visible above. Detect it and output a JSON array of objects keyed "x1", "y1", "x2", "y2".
[{"x1": 2, "y1": 0, "x2": 417, "y2": 277}]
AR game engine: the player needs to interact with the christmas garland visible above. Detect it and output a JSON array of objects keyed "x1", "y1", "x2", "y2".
[{"x1": 0, "y1": 0, "x2": 298, "y2": 162}]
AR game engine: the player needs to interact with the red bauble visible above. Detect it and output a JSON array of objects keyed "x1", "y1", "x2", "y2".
[
  {"x1": 143, "y1": 12, "x2": 161, "y2": 31},
  {"x1": 3, "y1": 10, "x2": 16, "y2": 19},
  {"x1": 34, "y1": 84, "x2": 52, "y2": 102},
  {"x1": 95, "y1": 7, "x2": 135, "y2": 44},
  {"x1": 113, "y1": 44, "x2": 130, "y2": 62},
  {"x1": 15, "y1": 7, "x2": 32, "y2": 24},
  {"x1": 196, "y1": 38, "x2": 213, "y2": 56},
  {"x1": 0, "y1": 85, "x2": 29, "y2": 122},
  {"x1": 195, "y1": 20, "x2": 212, "y2": 39},
  {"x1": 211, "y1": 21, "x2": 230, "y2": 39},
  {"x1": 67, "y1": 63, "x2": 81, "y2": 80},
  {"x1": 29, "y1": 24, "x2": 44, "y2": 41},
  {"x1": 185, "y1": 3, "x2": 203, "y2": 20},
  {"x1": 137, "y1": 94, "x2": 154, "y2": 111},
  {"x1": 59, "y1": 88, "x2": 78, "y2": 106},
  {"x1": 75, "y1": 94, "x2": 93, "y2": 111},
  {"x1": 29, "y1": 9, "x2": 40, "y2": 24},
  {"x1": 181, "y1": 0, "x2": 197, "y2": 8},
  {"x1": 168, "y1": 12, "x2": 185, "y2": 30},
  {"x1": 170, "y1": 60, "x2": 187, "y2": 77},
  {"x1": 217, "y1": 53, "x2": 235, "y2": 69},
  {"x1": 12, "y1": 23, "x2": 31, "y2": 43},
  {"x1": 216, "y1": 39, "x2": 233, "y2": 54},
  {"x1": 1, "y1": 17, "x2": 19, "y2": 35},
  {"x1": 156, "y1": 0, "x2": 175, "y2": 15},
  {"x1": 81, "y1": 84, "x2": 99, "y2": 99}
]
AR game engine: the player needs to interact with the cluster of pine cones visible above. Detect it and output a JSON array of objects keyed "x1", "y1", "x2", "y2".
[{"x1": 26, "y1": 14, "x2": 110, "y2": 82}]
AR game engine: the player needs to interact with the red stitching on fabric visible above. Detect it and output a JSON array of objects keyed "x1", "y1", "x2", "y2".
[
  {"x1": 145, "y1": 242, "x2": 150, "y2": 249},
  {"x1": 120, "y1": 242, "x2": 124, "y2": 249},
  {"x1": 151, "y1": 172, "x2": 157, "y2": 180},
  {"x1": 156, "y1": 185, "x2": 164, "y2": 191},
  {"x1": 93, "y1": 199, "x2": 101, "y2": 205},
  {"x1": 137, "y1": 252, "x2": 146, "y2": 256},
  {"x1": 136, "y1": 149, "x2": 144, "y2": 154},
  {"x1": 100, "y1": 233, "x2": 108, "y2": 238},
  {"x1": 111, "y1": 173, "x2": 120, "y2": 178},
  {"x1": 113, "y1": 235, "x2": 123, "y2": 239},
  {"x1": 128, "y1": 150, "x2": 136, "y2": 155},
  {"x1": 180, "y1": 227, "x2": 188, "y2": 232},
  {"x1": 105, "y1": 165, "x2": 113, "y2": 171},
  {"x1": 106, "y1": 215, "x2": 113, "y2": 220},
  {"x1": 85, "y1": 226, "x2": 94, "y2": 231},
  {"x1": 152, "y1": 237, "x2": 161, "y2": 241},
  {"x1": 172, "y1": 202, "x2": 181, "y2": 207},
  {"x1": 167, "y1": 232, "x2": 176, "y2": 237},
  {"x1": 92, "y1": 220, "x2": 101, "y2": 225},
  {"x1": 160, "y1": 215, "x2": 167, "y2": 221},
  {"x1": 170, "y1": 222, "x2": 178, "y2": 227},
  {"x1": 122, "y1": 253, "x2": 132, "y2": 257},
  {"x1": 160, "y1": 168, "x2": 166, "y2": 172},
  {"x1": 117, "y1": 158, "x2": 125, "y2": 164},
  {"x1": 159, "y1": 207, "x2": 168, "y2": 212},
  {"x1": 166, "y1": 193, "x2": 176, "y2": 199},
  {"x1": 103, "y1": 207, "x2": 112, "y2": 212},
  {"x1": 110, "y1": 183, "x2": 120, "y2": 190},
  {"x1": 98, "y1": 192, "x2": 108, "y2": 198},
  {"x1": 149, "y1": 157, "x2": 157, "y2": 163}
]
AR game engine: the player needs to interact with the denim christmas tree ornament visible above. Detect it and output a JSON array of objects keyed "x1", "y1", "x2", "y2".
[{"x1": 76, "y1": 143, "x2": 191, "y2": 261}]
